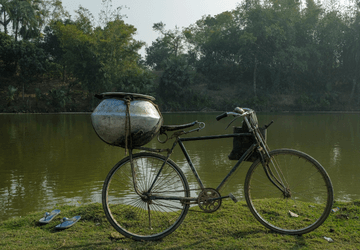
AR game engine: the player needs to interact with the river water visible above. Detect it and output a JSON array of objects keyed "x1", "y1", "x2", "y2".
[{"x1": 1, "y1": 112, "x2": 359, "y2": 221}]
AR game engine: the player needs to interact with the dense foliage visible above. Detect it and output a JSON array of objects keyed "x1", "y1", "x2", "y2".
[
  {"x1": 180, "y1": 0, "x2": 360, "y2": 110},
  {"x1": 1, "y1": 0, "x2": 360, "y2": 112}
]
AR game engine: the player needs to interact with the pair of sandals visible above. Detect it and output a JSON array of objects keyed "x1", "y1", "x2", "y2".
[{"x1": 39, "y1": 209, "x2": 81, "y2": 229}]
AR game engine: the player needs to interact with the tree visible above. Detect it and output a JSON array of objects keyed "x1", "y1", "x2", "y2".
[
  {"x1": 98, "y1": 0, "x2": 125, "y2": 27},
  {"x1": 316, "y1": 10, "x2": 346, "y2": 92},
  {"x1": 158, "y1": 57, "x2": 192, "y2": 110},
  {"x1": 17, "y1": 40, "x2": 48, "y2": 98},
  {"x1": 153, "y1": 22, "x2": 184, "y2": 57},
  {"x1": 1, "y1": 0, "x2": 68, "y2": 41},
  {"x1": 55, "y1": 18, "x2": 103, "y2": 93},
  {"x1": 95, "y1": 18, "x2": 144, "y2": 91},
  {"x1": 184, "y1": 11, "x2": 247, "y2": 87},
  {"x1": 0, "y1": 31, "x2": 17, "y2": 76},
  {"x1": 145, "y1": 22, "x2": 185, "y2": 70},
  {"x1": 41, "y1": 21, "x2": 67, "y2": 80},
  {"x1": 342, "y1": 2, "x2": 360, "y2": 106},
  {"x1": 145, "y1": 37, "x2": 172, "y2": 70},
  {"x1": 0, "y1": 0, "x2": 12, "y2": 34},
  {"x1": 54, "y1": 3, "x2": 149, "y2": 94},
  {"x1": 38, "y1": 0, "x2": 69, "y2": 31},
  {"x1": 8, "y1": 0, "x2": 40, "y2": 41},
  {"x1": 0, "y1": 37, "x2": 48, "y2": 96}
]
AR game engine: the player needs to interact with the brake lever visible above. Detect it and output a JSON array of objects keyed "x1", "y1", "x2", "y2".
[
  {"x1": 264, "y1": 120, "x2": 274, "y2": 129},
  {"x1": 225, "y1": 116, "x2": 241, "y2": 130}
]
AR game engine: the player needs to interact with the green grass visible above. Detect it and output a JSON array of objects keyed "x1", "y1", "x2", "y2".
[{"x1": 0, "y1": 200, "x2": 359, "y2": 249}]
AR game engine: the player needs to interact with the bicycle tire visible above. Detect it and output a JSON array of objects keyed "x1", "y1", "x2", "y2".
[
  {"x1": 102, "y1": 152, "x2": 190, "y2": 241},
  {"x1": 244, "y1": 148, "x2": 333, "y2": 234}
]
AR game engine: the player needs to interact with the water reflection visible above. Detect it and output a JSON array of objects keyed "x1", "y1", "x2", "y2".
[
  {"x1": 330, "y1": 144, "x2": 341, "y2": 167},
  {"x1": 1, "y1": 112, "x2": 360, "y2": 221}
]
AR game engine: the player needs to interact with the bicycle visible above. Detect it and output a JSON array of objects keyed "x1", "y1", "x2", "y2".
[{"x1": 102, "y1": 107, "x2": 334, "y2": 241}]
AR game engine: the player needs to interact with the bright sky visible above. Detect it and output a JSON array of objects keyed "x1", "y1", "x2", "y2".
[{"x1": 60, "y1": 0, "x2": 241, "y2": 56}]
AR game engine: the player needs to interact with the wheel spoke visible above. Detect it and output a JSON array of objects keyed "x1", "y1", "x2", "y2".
[
  {"x1": 102, "y1": 153, "x2": 190, "y2": 241},
  {"x1": 245, "y1": 149, "x2": 333, "y2": 234}
]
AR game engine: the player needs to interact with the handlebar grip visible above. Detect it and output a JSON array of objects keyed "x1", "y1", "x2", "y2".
[{"x1": 216, "y1": 112, "x2": 228, "y2": 121}]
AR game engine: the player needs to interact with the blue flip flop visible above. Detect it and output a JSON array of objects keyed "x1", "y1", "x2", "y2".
[
  {"x1": 39, "y1": 209, "x2": 61, "y2": 224},
  {"x1": 55, "y1": 216, "x2": 81, "y2": 229}
]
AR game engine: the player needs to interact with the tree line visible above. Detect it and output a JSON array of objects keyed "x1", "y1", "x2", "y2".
[{"x1": 1, "y1": 0, "x2": 360, "y2": 112}]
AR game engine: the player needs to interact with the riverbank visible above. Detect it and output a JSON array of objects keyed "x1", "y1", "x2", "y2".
[
  {"x1": 0, "y1": 200, "x2": 359, "y2": 249},
  {"x1": 2, "y1": 75, "x2": 360, "y2": 114}
]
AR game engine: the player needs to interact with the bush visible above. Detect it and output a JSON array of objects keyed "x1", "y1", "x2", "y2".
[{"x1": 0, "y1": 33, "x2": 17, "y2": 77}]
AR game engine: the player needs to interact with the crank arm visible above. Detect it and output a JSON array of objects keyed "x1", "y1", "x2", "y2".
[{"x1": 207, "y1": 195, "x2": 230, "y2": 202}]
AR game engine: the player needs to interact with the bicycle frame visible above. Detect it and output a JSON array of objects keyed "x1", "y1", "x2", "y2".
[
  {"x1": 138, "y1": 132, "x2": 259, "y2": 204},
  {"x1": 133, "y1": 110, "x2": 287, "y2": 204},
  {"x1": 178, "y1": 134, "x2": 257, "y2": 192}
]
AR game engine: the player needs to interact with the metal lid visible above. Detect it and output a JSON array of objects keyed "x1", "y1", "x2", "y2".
[{"x1": 95, "y1": 92, "x2": 155, "y2": 101}]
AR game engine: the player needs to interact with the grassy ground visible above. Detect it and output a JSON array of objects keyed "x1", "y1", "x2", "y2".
[{"x1": 0, "y1": 200, "x2": 359, "y2": 250}]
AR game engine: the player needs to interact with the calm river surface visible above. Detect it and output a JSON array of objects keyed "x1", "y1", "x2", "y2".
[{"x1": 1, "y1": 112, "x2": 360, "y2": 221}]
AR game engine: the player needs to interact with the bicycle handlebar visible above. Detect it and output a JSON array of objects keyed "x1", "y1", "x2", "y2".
[
  {"x1": 216, "y1": 113, "x2": 228, "y2": 121},
  {"x1": 216, "y1": 107, "x2": 253, "y2": 121}
]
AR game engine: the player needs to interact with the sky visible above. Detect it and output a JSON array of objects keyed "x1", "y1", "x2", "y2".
[{"x1": 60, "y1": 0, "x2": 241, "y2": 56}]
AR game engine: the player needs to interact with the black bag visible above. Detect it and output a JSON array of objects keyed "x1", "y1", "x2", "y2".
[{"x1": 228, "y1": 122, "x2": 267, "y2": 162}]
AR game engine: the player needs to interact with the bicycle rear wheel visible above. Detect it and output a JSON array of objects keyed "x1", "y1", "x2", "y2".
[
  {"x1": 102, "y1": 152, "x2": 190, "y2": 241},
  {"x1": 244, "y1": 149, "x2": 333, "y2": 234}
]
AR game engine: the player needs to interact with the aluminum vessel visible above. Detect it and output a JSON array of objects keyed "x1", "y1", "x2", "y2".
[{"x1": 91, "y1": 92, "x2": 163, "y2": 148}]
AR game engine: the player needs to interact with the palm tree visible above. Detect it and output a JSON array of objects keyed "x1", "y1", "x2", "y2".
[
  {"x1": 0, "y1": 0, "x2": 12, "y2": 34},
  {"x1": 12, "y1": 0, "x2": 39, "y2": 41}
]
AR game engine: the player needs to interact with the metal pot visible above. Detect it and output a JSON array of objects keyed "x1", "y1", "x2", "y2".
[{"x1": 91, "y1": 92, "x2": 163, "y2": 148}]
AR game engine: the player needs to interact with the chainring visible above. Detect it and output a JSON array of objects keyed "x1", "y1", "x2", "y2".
[{"x1": 197, "y1": 188, "x2": 222, "y2": 213}]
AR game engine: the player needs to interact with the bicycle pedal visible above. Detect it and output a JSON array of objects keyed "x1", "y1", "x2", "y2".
[{"x1": 229, "y1": 193, "x2": 238, "y2": 203}]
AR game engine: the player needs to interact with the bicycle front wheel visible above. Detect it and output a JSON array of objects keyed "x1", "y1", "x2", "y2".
[
  {"x1": 102, "y1": 152, "x2": 190, "y2": 241},
  {"x1": 244, "y1": 149, "x2": 333, "y2": 234}
]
